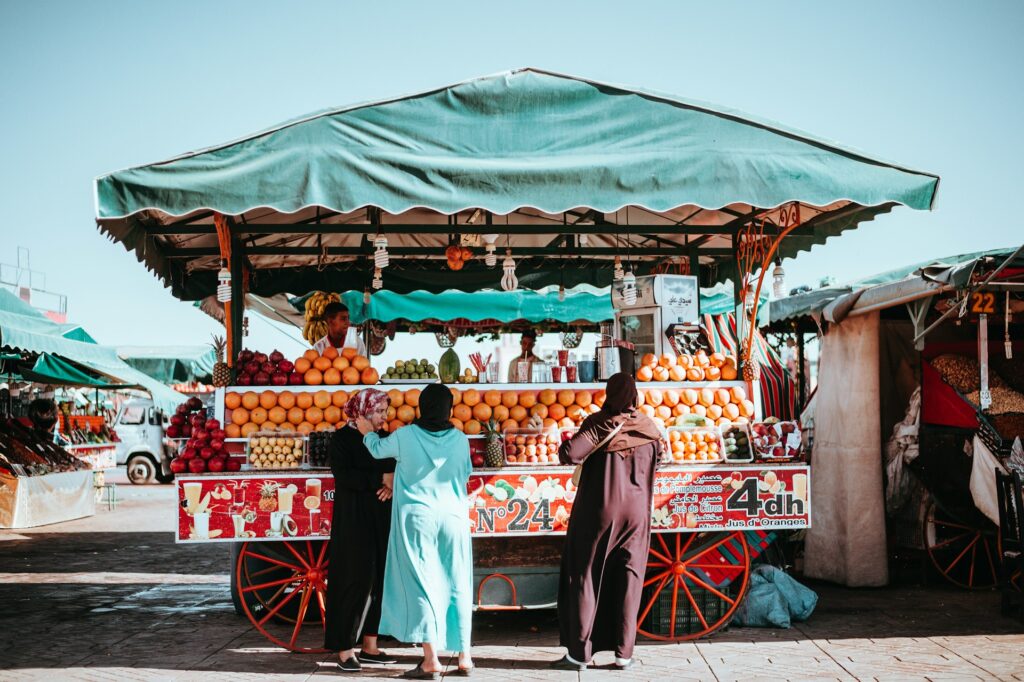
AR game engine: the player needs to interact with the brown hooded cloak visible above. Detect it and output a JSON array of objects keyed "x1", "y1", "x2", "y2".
[{"x1": 557, "y1": 372, "x2": 663, "y2": 662}]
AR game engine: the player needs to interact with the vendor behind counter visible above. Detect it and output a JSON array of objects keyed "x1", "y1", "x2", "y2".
[{"x1": 507, "y1": 330, "x2": 542, "y2": 382}]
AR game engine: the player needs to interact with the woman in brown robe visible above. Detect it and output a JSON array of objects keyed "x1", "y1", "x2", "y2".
[{"x1": 552, "y1": 372, "x2": 663, "y2": 671}]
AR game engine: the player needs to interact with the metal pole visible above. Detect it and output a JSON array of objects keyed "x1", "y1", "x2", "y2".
[
  {"x1": 229, "y1": 235, "x2": 245, "y2": 382},
  {"x1": 797, "y1": 331, "x2": 807, "y2": 410}
]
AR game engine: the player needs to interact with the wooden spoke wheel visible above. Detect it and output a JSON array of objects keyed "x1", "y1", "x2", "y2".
[
  {"x1": 235, "y1": 540, "x2": 329, "y2": 652},
  {"x1": 923, "y1": 501, "x2": 999, "y2": 590},
  {"x1": 637, "y1": 531, "x2": 750, "y2": 641}
]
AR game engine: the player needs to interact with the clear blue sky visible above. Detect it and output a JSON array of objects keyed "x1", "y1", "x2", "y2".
[{"x1": 2, "y1": 1, "x2": 1022, "y2": 358}]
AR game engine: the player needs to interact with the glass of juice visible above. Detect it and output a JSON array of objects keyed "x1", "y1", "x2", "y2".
[
  {"x1": 551, "y1": 365, "x2": 562, "y2": 383},
  {"x1": 566, "y1": 363, "x2": 578, "y2": 383}
]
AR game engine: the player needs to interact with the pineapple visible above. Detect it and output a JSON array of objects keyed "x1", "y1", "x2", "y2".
[
  {"x1": 484, "y1": 419, "x2": 505, "y2": 468},
  {"x1": 741, "y1": 347, "x2": 761, "y2": 383},
  {"x1": 211, "y1": 335, "x2": 230, "y2": 387},
  {"x1": 258, "y1": 481, "x2": 278, "y2": 512}
]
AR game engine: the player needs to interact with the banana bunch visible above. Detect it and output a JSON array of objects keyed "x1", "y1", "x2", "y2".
[{"x1": 302, "y1": 291, "x2": 340, "y2": 344}]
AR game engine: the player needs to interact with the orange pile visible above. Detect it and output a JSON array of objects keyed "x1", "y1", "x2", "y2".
[
  {"x1": 294, "y1": 347, "x2": 378, "y2": 386},
  {"x1": 667, "y1": 428, "x2": 722, "y2": 463},
  {"x1": 639, "y1": 384, "x2": 753, "y2": 430},
  {"x1": 636, "y1": 351, "x2": 738, "y2": 383}
]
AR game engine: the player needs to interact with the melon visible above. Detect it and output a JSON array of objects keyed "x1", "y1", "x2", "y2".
[{"x1": 439, "y1": 348, "x2": 461, "y2": 384}]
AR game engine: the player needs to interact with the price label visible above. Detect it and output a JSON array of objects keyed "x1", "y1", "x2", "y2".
[{"x1": 970, "y1": 292, "x2": 996, "y2": 315}]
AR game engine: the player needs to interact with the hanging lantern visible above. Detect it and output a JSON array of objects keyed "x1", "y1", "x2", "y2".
[
  {"x1": 373, "y1": 236, "x2": 389, "y2": 269},
  {"x1": 501, "y1": 249, "x2": 518, "y2": 292},
  {"x1": 363, "y1": 289, "x2": 371, "y2": 304},
  {"x1": 372, "y1": 267, "x2": 383, "y2": 290},
  {"x1": 482, "y1": 234, "x2": 499, "y2": 267},
  {"x1": 613, "y1": 256, "x2": 624, "y2": 282},
  {"x1": 772, "y1": 261, "x2": 786, "y2": 299},
  {"x1": 216, "y1": 266, "x2": 232, "y2": 303},
  {"x1": 622, "y1": 270, "x2": 637, "y2": 306}
]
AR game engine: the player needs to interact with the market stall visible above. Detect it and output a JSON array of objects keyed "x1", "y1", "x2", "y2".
[
  {"x1": 94, "y1": 69, "x2": 938, "y2": 650},
  {"x1": 765, "y1": 246, "x2": 1024, "y2": 589}
]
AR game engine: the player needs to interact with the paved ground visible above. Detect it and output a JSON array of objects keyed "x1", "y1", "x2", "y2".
[{"x1": 1, "y1": 469, "x2": 1022, "y2": 681}]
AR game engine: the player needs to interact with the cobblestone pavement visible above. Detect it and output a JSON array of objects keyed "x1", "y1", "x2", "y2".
[{"x1": 1, "y1": 470, "x2": 1022, "y2": 681}]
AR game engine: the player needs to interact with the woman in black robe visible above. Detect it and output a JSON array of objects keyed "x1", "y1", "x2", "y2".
[
  {"x1": 552, "y1": 372, "x2": 663, "y2": 671},
  {"x1": 324, "y1": 388, "x2": 398, "y2": 672}
]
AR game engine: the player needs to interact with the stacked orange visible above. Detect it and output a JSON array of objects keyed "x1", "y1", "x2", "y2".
[
  {"x1": 224, "y1": 386, "x2": 604, "y2": 438},
  {"x1": 294, "y1": 347, "x2": 379, "y2": 386},
  {"x1": 667, "y1": 428, "x2": 722, "y2": 463},
  {"x1": 636, "y1": 351, "x2": 738, "y2": 382},
  {"x1": 639, "y1": 385, "x2": 754, "y2": 430},
  {"x1": 225, "y1": 389, "x2": 349, "y2": 437}
]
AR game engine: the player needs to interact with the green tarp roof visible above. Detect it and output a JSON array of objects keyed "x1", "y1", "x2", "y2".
[
  {"x1": 95, "y1": 68, "x2": 939, "y2": 299},
  {"x1": 0, "y1": 304, "x2": 184, "y2": 411},
  {"x1": 25, "y1": 354, "x2": 126, "y2": 389},
  {"x1": 117, "y1": 345, "x2": 216, "y2": 384}
]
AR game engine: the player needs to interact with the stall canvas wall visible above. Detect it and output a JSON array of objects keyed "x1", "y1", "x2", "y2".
[{"x1": 804, "y1": 312, "x2": 889, "y2": 587}]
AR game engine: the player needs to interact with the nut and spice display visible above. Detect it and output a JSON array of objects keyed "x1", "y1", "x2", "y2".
[
  {"x1": 0, "y1": 418, "x2": 91, "y2": 477},
  {"x1": 965, "y1": 386, "x2": 1024, "y2": 415},
  {"x1": 930, "y1": 354, "x2": 1003, "y2": 394},
  {"x1": 245, "y1": 433, "x2": 306, "y2": 469}
]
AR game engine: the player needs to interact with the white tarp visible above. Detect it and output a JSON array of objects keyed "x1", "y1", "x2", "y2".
[
  {"x1": 970, "y1": 435, "x2": 1006, "y2": 525},
  {"x1": 804, "y1": 312, "x2": 889, "y2": 586},
  {"x1": 0, "y1": 471, "x2": 95, "y2": 529}
]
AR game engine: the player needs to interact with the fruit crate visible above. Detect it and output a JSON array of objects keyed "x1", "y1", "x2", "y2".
[
  {"x1": 503, "y1": 428, "x2": 561, "y2": 465},
  {"x1": 639, "y1": 577, "x2": 734, "y2": 637},
  {"x1": 243, "y1": 432, "x2": 308, "y2": 470},
  {"x1": 665, "y1": 424, "x2": 726, "y2": 465},
  {"x1": 976, "y1": 409, "x2": 1012, "y2": 458},
  {"x1": 721, "y1": 423, "x2": 754, "y2": 463}
]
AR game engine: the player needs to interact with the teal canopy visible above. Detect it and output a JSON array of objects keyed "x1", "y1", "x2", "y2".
[
  {"x1": 24, "y1": 354, "x2": 126, "y2": 389},
  {"x1": 117, "y1": 345, "x2": 216, "y2": 384},
  {"x1": 0, "y1": 301, "x2": 185, "y2": 411},
  {"x1": 95, "y1": 68, "x2": 939, "y2": 300},
  {"x1": 335, "y1": 286, "x2": 611, "y2": 327}
]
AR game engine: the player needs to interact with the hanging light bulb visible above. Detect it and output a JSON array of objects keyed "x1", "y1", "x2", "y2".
[
  {"x1": 579, "y1": 233, "x2": 589, "y2": 246},
  {"x1": 482, "y1": 234, "x2": 499, "y2": 267},
  {"x1": 373, "y1": 236, "x2": 389, "y2": 269},
  {"x1": 772, "y1": 260, "x2": 786, "y2": 299},
  {"x1": 501, "y1": 249, "x2": 518, "y2": 292},
  {"x1": 216, "y1": 266, "x2": 232, "y2": 303},
  {"x1": 613, "y1": 256, "x2": 624, "y2": 281},
  {"x1": 558, "y1": 284, "x2": 566, "y2": 302},
  {"x1": 372, "y1": 267, "x2": 383, "y2": 290},
  {"x1": 363, "y1": 289, "x2": 371, "y2": 304},
  {"x1": 622, "y1": 270, "x2": 637, "y2": 306}
]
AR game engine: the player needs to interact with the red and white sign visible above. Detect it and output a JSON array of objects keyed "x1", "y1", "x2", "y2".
[
  {"x1": 467, "y1": 464, "x2": 810, "y2": 537},
  {"x1": 175, "y1": 473, "x2": 334, "y2": 543}
]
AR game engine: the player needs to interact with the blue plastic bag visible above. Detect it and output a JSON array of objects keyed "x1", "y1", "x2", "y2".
[{"x1": 731, "y1": 565, "x2": 818, "y2": 628}]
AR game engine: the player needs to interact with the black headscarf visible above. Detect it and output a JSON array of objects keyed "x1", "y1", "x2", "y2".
[
  {"x1": 414, "y1": 383, "x2": 455, "y2": 432},
  {"x1": 578, "y1": 372, "x2": 662, "y2": 455}
]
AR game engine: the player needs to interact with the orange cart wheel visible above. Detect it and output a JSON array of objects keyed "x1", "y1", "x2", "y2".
[
  {"x1": 235, "y1": 540, "x2": 329, "y2": 652},
  {"x1": 637, "y1": 531, "x2": 750, "y2": 641},
  {"x1": 923, "y1": 500, "x2": 998, "y2": 590}
]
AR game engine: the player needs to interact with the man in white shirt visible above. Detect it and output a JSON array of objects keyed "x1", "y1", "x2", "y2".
[
  {"x1": 507, "y1": 329, "x2": 543, "y2": 382},
  {"x1": 313, "y1": 302, "x2": 367, "y2": 356}
]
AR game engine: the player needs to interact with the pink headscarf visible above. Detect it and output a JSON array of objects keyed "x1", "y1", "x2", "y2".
[{"x1": 343, "y1": 388, "x2": 390, "y2": 422}]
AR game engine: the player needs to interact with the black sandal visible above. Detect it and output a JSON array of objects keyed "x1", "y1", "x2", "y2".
[
  {"x1": 398, "y1": 663, "x2": 440, "y2": 680},
  {"x1": 453, "y1": 666, "x2": 474, "y2": 677}
]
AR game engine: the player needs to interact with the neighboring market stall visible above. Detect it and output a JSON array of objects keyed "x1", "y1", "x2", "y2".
[
  {"x1": 117, "y1": 345, "x2": 216, "y2": 385},
  {"x1": 765, "y1": 246, "x2": 1024, "y2": 588},
  {"x1": 94, "y1": 69, "x2": 938, "y2": 650}
]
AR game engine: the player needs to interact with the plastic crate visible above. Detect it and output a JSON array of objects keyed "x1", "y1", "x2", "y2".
[
  {"x1": 976, "y1": 410, "x2": 1011, "y2": 458},
  {"x1": 639, "y1": 577, "x2": 735, "y2": 637}
]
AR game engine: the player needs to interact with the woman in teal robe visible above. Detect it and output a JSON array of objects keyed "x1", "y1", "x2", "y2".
[{"x1": 357, "y1": 383, "x2": 474, "y2": 679}]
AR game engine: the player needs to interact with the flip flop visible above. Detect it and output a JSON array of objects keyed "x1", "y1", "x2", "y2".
[{"x1": 399, "y1": 663, "x2": 440, "y2": 680}]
